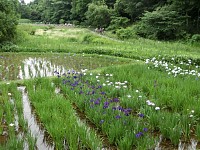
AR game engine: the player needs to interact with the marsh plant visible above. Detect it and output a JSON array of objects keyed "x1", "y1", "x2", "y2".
[
  {"x1": 57, "y1": 69, "x2": 155, "y2": 149},
  {"x1": 145, "y1": 57, "x2": 200, "y2": 78},
  {"x1": 1, "y1": 23, "x2": 200, "y2": 149},
  {"x1": 24, "y1": 78, "x2": 103, "y2": 149},
  {"x1": 55, "y1": 57, "x2": 200, "y2": 149},
  {"x1": 0, "y1": 53, "x2": 133, "y2": 81}
]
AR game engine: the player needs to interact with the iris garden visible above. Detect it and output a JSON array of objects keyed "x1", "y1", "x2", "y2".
[{"x1": 0, "y1": 24, "x2": 200, "y2": 149}]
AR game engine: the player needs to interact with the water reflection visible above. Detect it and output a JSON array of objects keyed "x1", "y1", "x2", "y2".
[
  {"x1": 18, "y1": 86, "x2": 55, "y2": 150},
  {"x1": 18, "y1": 58, "x2": 66, "y2": 79},
  {"x1": 10, "y1": 98, "x2": 29, "y2": 150},
  {"x1": 154, "y1": 135, "x2": 198, "y2": 150},
  {"x1": 0, "y1": 53, "x2": 132, "y2": 81}
]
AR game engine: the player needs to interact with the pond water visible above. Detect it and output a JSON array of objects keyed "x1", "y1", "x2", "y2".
[
  {"x1": 0, "y1": 53, "x2": 132, "y2": 81},
  {"x1": 18, "y1": 86, "x2": 55, "y2": 150}
]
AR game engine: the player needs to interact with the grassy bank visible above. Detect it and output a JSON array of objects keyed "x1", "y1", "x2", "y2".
[{"x1": 15, "y1": 24, "x2": 200, "y2": 63}]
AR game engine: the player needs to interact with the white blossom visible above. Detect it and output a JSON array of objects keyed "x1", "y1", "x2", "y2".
[{"x1": 155, "y1": 107, "x2": 160, "y2": 110}]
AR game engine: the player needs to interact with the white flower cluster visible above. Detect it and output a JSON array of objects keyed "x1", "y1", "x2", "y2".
[
  {"x1": 146, "y1": 57, "x2": 200, "y2": 77},
  {"x1": 81, "y1": 69, "x2": 88, "y2": 75},
  {"x1": 189, "y1": 109, "x2": 195, "y2": 118},
  {"x1": 146, "y1": 100, "x2": 160, "y2": 110}
]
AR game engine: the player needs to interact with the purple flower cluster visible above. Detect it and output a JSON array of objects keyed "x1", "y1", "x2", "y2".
[
  {"x1": 58, "y1": 70, "x2": 149, "y2": 142},
  {"x1": 115, "y1": 115, "x2": 121, "y2": 119},
  {"x1": 112, "y1": 106, "x2": 132, "y2": 116},
  {"x1": 138, "y1": 113, "x2": 144, "y2": 118},
  {"x1": 135, "y1": 128, "x2": 148, "y2": 138},
  {"x1": 103, "y1": 101, "x2": 110, "y2": 109}
]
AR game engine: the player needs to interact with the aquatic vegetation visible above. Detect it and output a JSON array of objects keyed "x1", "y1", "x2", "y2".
[
  {"x1": 54, "y1": 59, "x2": 200, "y2": 149},
  {"x1": 0, "y1": 24, "x2": 200, "y2": 149},
  {"x1": 0, "y1": 53, "x2": 133, "y2": 81}
]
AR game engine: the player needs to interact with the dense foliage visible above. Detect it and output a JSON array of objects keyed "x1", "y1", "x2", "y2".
[
  {"x1": 0, "y1": 0, "x2": 199, "y2": 42},
  {"x1": 135, "y1": 5, "x2": 186, "y2": 40},
  {"x1": 18, "y1": 0, "x2": 200, "y2": 40},
  {"x1": 0, "y1": 0, "x2": 18, "y2": 43}
]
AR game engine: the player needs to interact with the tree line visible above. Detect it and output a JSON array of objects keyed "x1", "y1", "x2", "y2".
[{"x1": 1, "y1": 0, "x2": 200, "y2": 44}]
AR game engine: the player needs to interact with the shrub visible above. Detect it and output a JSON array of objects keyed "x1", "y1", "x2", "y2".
[
  {"x1": 14, "y1": 27, "x2": 29, "y2": 43},
  {"x1": 81, "y1": 34, "x2": 95, "y2": 43},
  {"x1": 116, "y1": 27, "x2": 135, "y2": 40},
  {"x1": 0, "y1": 41, "x2": 18, "y2": 52},
  {"x1": 190, "y1": 34, "x2": 200, "y2": 43},
  {"x1": 59, "y1": 19, "x2": 65, "y2": 24},
  {"x1": 107, "y1": 16, "x2": 130, "y2": 32}
]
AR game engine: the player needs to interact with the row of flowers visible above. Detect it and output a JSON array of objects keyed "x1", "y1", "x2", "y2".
[{"x1": 145, "y1": 57, "x2": 200, "y2": 78}]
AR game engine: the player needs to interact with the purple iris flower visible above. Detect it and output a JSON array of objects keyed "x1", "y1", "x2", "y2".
[
  {"x1": 135, "y1": 132, "x2": 143, "y2": 138},
  {"x1": 112, "y1": 106, "x2": 117, "y2": 110},
  {"x1": 143, "y1": 128, "x2": 148, "y2": 132},
  {"x1": 117, "y1": 106, "x2": 123, "y2": 111},
  {"x1": 115, "y1": 115, "x2": 121, "y2": 119},
  {"x1": 104, "y1": 101, "x2": 109, "y2": 105},
  {"x1": 97, "y1": 85, "x2": 102, "y2": 89},
  {"x1": 124, "y1": 108, "x2": 132, "y2": 116},
  {"x1": 103, "y1": 101, "x2": 109, "y2": 109},
  {"x1": 113, "y1": 98, "x2": 120, "y2": 102},
  {"x1": 100, "y1": 91, "x2": 106, "y2": 95},
  {"x1": 138, "y1": 113, "x2": 144, "y2": 118},
  {"x1": 92, "y1": 90, "x2": 95, "y2": 95},
  {"x1": 94, "y1": 100, "x2": 100, "y2": 105},
  {"x1": 97, "y1": 97, "x2": 101, "y2": 101}
]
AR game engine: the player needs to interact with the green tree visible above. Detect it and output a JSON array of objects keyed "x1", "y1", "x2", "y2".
[
  {"x1": 18, "y1": 1, "x2": 31, "y2": 19},
  {"x1": 114, "y1": 0, "x2": 167, "y2": 21},
  {"x1": 108, "y1": 16, "x2": 130, "y2": 31},
  {"x1": 135, "y1": 5, "x2": 186, "y2": 40},
  {"x1": 105, "y1": 0, "x2": 116, "y2": 8},
  {"x1": 52, "y1": 0, "x2": 72, "y2": 23},
  {"x1": 28, "y1": 0, "x2": 43, "y2": 22},
  {"x1": 169, "y1": 0, "x2": 200, "y2": 33},
  {"x1": 85, "y1": 2, "x2": 111, "y2": 27},
  {"x1": 0, "y1": 0, "x2": 18, "y2": 43},
  {"x1": 71, "y1": 0, "x2": 92, "y2": 23}
]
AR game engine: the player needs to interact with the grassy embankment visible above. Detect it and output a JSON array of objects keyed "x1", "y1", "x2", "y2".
[{"x1": 16, "y1": 24, "x2": 200, "y2": 62}]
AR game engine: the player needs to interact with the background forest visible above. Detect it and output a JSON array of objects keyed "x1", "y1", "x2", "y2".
[{"x1": 1, "y1": 0, "x2": 200, "y2": 44}]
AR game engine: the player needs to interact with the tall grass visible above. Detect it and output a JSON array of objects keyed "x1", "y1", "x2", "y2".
[
  {"x1": 24, "y1": 78, "x2": 103, "y2": 149},
  {"x1": 15, "y1": 24, "x2": 200, "y2": 63},
  {"x1": 54, "y1": 59, "x2": 199, "y2": 148},
  {"x1": 0, "y1": 83, "x2": 25, "y2": 149}
]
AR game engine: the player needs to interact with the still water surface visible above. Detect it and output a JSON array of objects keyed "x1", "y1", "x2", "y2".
[{"x1": 0, "y1": 53, "x2": 131, "y2": 81}]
